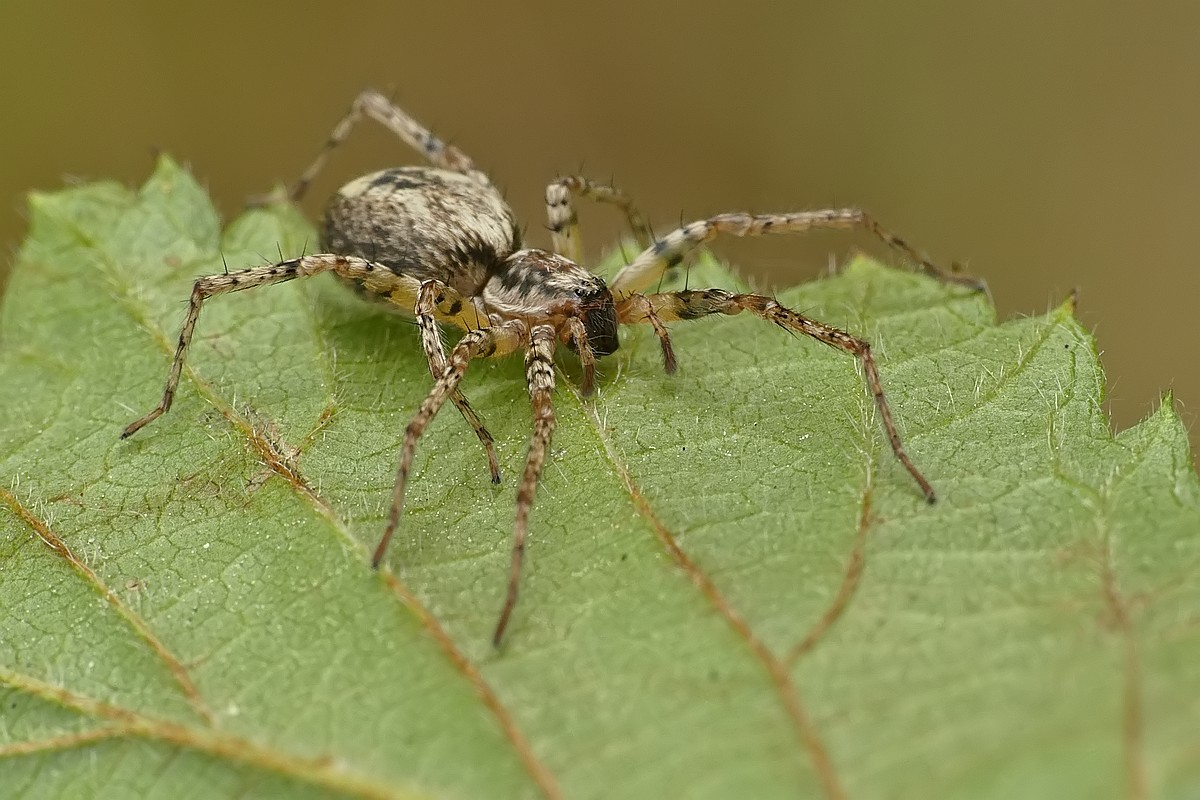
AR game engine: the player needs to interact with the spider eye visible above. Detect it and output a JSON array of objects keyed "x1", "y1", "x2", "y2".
[{"x1": 574, "y1": 287, "x2": 587, "y2": 298}]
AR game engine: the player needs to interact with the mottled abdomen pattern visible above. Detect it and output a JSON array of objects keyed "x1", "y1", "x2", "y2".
[{"x1": 322, "y1": 166, "x2": 521, "y2": 298}]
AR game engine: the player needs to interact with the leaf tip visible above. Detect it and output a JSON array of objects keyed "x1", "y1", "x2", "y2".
[
  {"x1": 151, "y1": 151, "x2": 184, "y2": 174},
  {"x1": 1051, "y1": 287, "x2": 1081, "y2": 321},
  {"x1": 1149, "y1": 390, "x2": 1183, "y2": 430}
]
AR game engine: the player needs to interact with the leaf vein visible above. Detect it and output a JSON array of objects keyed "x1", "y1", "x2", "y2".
[
  {"x1": 0, "y1": 485, "x2": 213, "y2": 725},
  {"x1": 0, "y1": 668, "x2": 428, "y2": 800},
  {"x1": 785, "y1": 479, "x2": 875, "y2": 666},
  {"x1": 105, "y1": 233, "x2": 564, "y2": 800},
  {"x1": 571, "y1": 382, "x2": 849, "y2": 800},
  {"x1": 908, "y1": 314, "x2": 1066, "y2": 440}
]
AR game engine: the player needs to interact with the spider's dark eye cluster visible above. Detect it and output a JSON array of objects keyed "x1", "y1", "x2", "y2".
[{"x1": 574, "y1": 279, "x2": 607, "y2": 301}]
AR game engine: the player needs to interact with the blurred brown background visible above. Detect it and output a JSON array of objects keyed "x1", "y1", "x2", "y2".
[{"x1": 4, "y1": 2, "x2": 1197, "y2": 450}]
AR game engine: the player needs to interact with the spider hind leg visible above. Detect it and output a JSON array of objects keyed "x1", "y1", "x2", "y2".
[
  {"x1": 544, "y1": 175, "x2": 655, "y2": 264},
  {"x1": 251, "y1": 88, "x2": 488, "y2": 207}
]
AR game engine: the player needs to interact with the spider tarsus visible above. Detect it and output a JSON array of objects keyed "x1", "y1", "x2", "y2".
[
  {"x1": 376, "y1": 487, "x2": 412, "y2": 569},
  {"x1": 120, "y1": 409, "x2": 162, "y2": 440},
  {"x1": 492, "y1": 593, "x2": 517, "y2": 647},
  {"x1": 934, "y1": 263, "x2": 988, "y2": 294},
  {"x1": 370, "y1": 531, "x2": 392, "y2": 569},
  {"x1": 923, "y1": 261, "x2": 988, "y2": 294},
  {"x1": 660, "y1": 339, "x2": 678, "y2": 375},
  {"x1": 911, "y1": 474, "x2": 937, "y2": 504},
  {"x1": 960, "y1": 275, "x2": 989, "y2": 293},
  {"x1": 484, "y1": 445, "x2": 501, "y2": 484}
]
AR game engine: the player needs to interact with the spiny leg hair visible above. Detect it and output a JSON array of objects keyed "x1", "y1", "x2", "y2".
[
  {"x1": 610, "y1": 209, "x2": 987, "y2": 297},
  {"x1": 122, "y1": 254, "x2": 427, "y2": 440},
  {"x1": 613, "y1": 294, "x2": 678, "y2": 374},
  {"x1": 416, "y1": 280, "x2": 501, "y2": 483},
  {"x1": 620, "y1": 289, "x2": 935, "y2": 503},
  {"x1": 492, "y1": 324, "x2": 558, "y2": 646},
  {"x1": 258, "y1": 89, "x2": 487, "y2": 206},
  {"x1": 373, "y1": 319, "x2": 530, "y2": 569},
  {"x1": 544, "y1": 176, "x2": 655, "y2": 264}
]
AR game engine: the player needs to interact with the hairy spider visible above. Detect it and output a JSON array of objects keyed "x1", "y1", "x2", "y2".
[{"x1": 122, "y1": 89, "x2": 984, "y2": 646}]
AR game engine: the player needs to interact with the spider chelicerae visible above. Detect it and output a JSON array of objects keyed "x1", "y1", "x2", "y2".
[{"x1": 121, "y1": 89, "x2": 984, "y2": 645}]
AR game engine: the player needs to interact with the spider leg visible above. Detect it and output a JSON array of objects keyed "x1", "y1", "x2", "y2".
[
  {"x1": 493, "y1": 324, "x2": 558, "y2": 646},
  {"x1": 415, "y1": 280, "x2": 502, "y2": 483},
  {"x1": 121, "y1": 254, "x2": 479, "y2": 439},
  {"x1": 609, "y1": 210, "x2": 986, "y2": 297},
  {"x1": 254, "y1": 88, "x2": 488, "y2": 206},
  {"x1": 373, "y1": 319, "x2": 530, "y2": 568},
  {"x1": 614, "y1": 293, "x2": 678, "y2": 374},
  {"x1": 544, "y1": 176, "x2": 654, "y2": 264},
  {"x1": 624, "y1": 289, "x2": 936, "y2": 503}
]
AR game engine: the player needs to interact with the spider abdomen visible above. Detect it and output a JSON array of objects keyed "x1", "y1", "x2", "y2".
[{"x1": 322, "y1": 166, "x2": 521, "y2": 298}]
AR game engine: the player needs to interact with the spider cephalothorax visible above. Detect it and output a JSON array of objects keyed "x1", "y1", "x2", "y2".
[
  {"x1": 122, "y1": 89, "x2": 984, "y2": 646},
  {"x1": 481, "y1": 249, "x2": 619, "y2": 361}
]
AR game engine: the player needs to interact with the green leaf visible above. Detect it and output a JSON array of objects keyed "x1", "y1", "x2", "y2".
[{"x1": 2, "y1": 156, "x2": 1198, "y2": 799}]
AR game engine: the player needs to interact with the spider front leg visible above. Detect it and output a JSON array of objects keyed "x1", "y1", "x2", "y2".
[
  {"x1": 122, "y1": 254, "x2": 419, "y2": 439},
  {"x1": 613, "y1": 294, "x2": 678, "y2": 374},
  {"x1": 618, "y1": 289, "x2": 936, "y2": 503},
  {"x1": 415, "y1": 280, "x2": 501, "y2": 483},
  {"x1": 545, "y1": 176, "x2": 654, "y2": 264},
  {"x1": 373, "y1": 319, "x2": 530, "y2": 568},
  {"x1": 610, "y1": 210, "x2": 986, "y2": 297},
  {"x1": 252, "y1": 88, "x2": 487, "y2": 206},
  {"x1": 493, "y1": 324, "x2": 558, "y2": 646}
]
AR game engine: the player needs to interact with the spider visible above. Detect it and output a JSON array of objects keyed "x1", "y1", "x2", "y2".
[{"x1": 121, "y1": 89, "x2": 984, "y2": 646}]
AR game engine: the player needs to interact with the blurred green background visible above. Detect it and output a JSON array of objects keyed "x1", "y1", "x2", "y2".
[{"x1": 4, "y1": 2, "x2": 1197, "y2": 451}]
